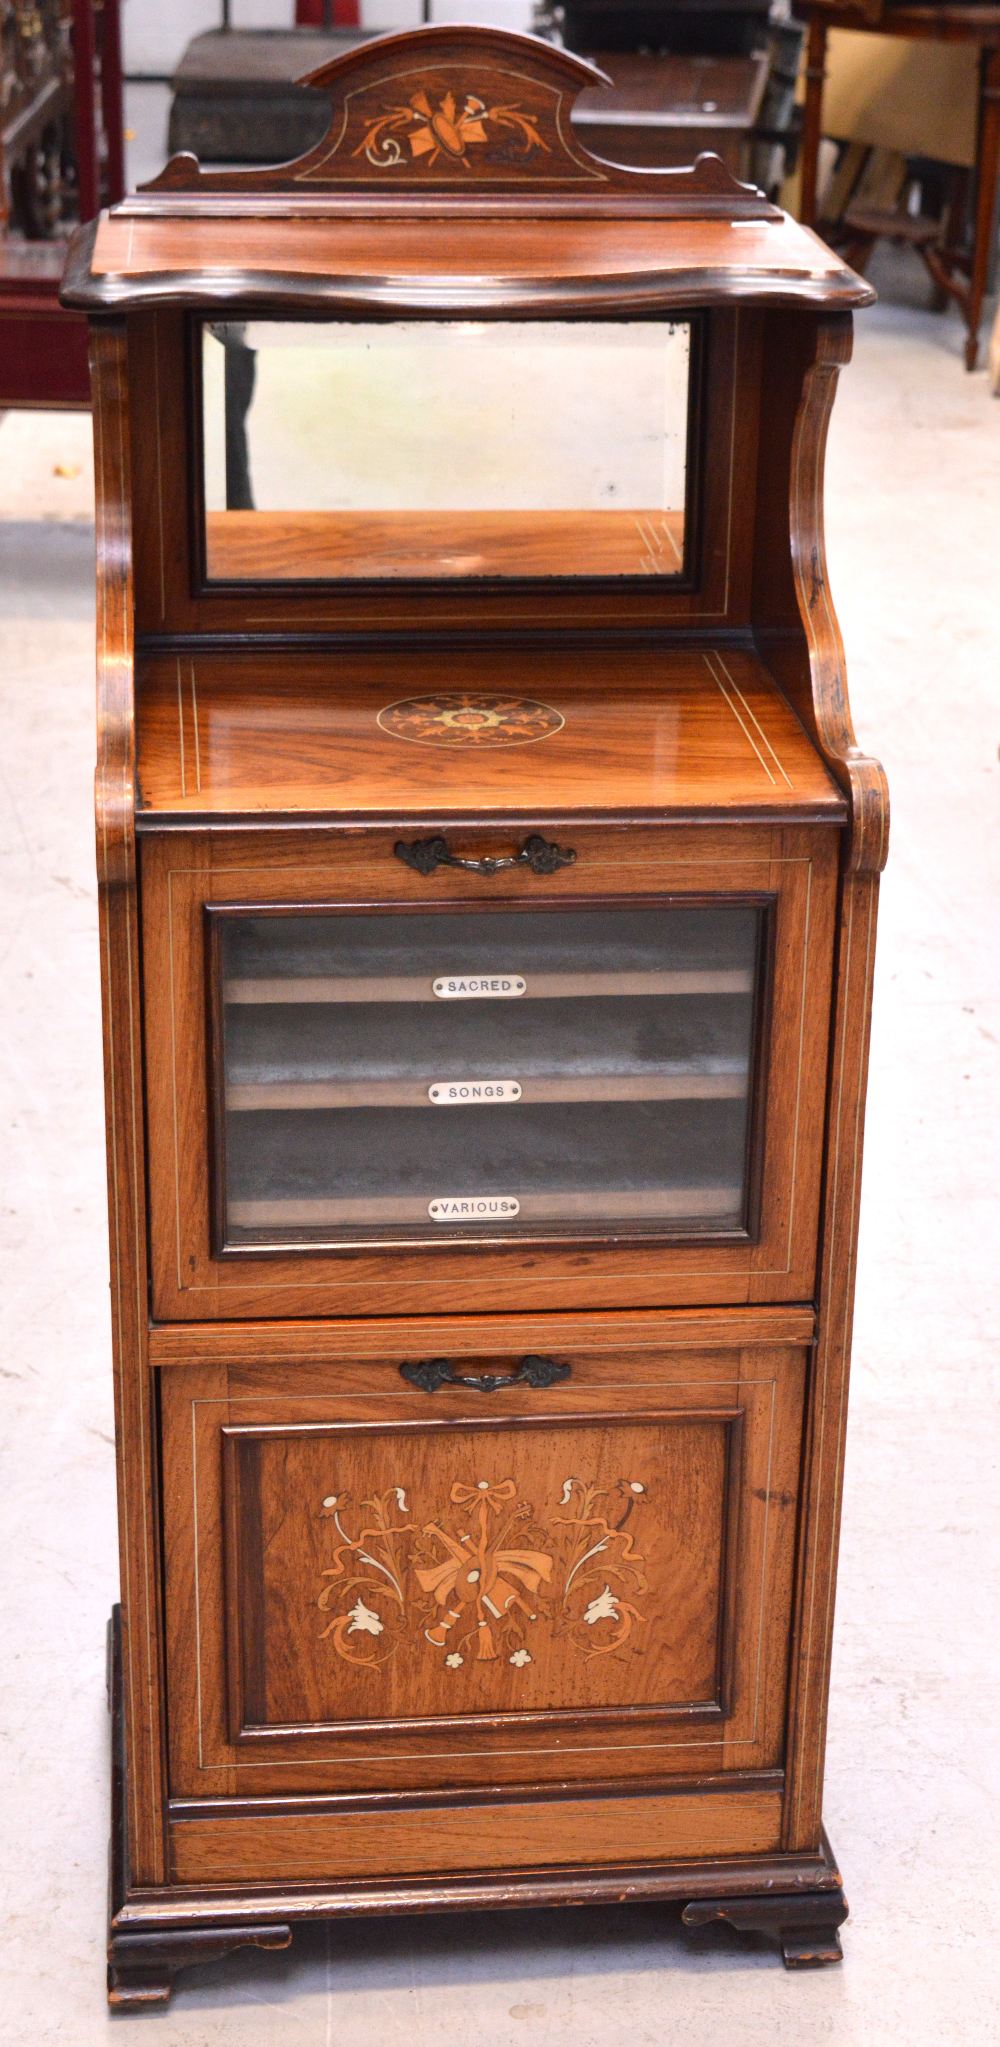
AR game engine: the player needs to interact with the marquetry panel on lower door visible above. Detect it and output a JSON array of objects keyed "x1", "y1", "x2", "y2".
[{"x1": 160, "y1": 1336, "x2": 806, "y2": 1801}]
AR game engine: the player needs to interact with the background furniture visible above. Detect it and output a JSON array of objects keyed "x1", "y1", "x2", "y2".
[
  {"x1": 167, "y1": 28, "x2": 372, "y2": 165},
  {"x1": 544, "y1": 0, "x2": 770, "y2": 55},
  {"x1": 538, "y1": 2, "x2": 800, "y2": 193},
  {"x1": 0, "y1": 0, "x2": 123, "y2": 407},
  {"x1": 571, "y1": 49, "x2": 770, "y2": 175},
  {"x1": 63, "y1": 23, "x2": 887, "y2": 2009},
  {"x1": 798, "y1": 1, "x2": 1000, "y2": 368}
]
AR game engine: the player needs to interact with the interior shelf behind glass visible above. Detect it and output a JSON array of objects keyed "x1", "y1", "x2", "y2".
[
  {"x1": 222, "y1": 907, "x2": 755, "y2": 1004},
  {"x1": 216, "y1": 903, "x2": 763, "y2": 1247},
  {"x1": 226, "y1": 1099, "x2": 750, "y2": 1235}
]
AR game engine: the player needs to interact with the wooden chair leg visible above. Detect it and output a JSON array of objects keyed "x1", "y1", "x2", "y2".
[{"x1": 799, "y1": 15, "x2": 828, "y2": 227}]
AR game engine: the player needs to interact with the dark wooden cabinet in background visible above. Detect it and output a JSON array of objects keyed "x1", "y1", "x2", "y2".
[{"x1": 62, "y1": 23, "x2": 888, "y2": 2009}]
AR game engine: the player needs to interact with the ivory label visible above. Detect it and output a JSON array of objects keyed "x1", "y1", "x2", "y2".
[
  {"x1": 432, "y1": 975, "x2": 526, "y2": 1000},
  {"x1": 428, "y1": 1195, "x2": 521, "y2": 1222},
  {"x1": 428, "y1": 1080, "x2": 522, "y2": 1106}
]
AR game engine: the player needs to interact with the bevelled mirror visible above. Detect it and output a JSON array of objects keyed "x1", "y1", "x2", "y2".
[{"x1": 200, "y1": 317, "x2": 692, "y2": 582}]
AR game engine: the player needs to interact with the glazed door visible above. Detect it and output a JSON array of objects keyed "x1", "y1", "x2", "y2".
[
  {"x1": 216, "y1": 899, "x2": 760, "y2": 1244},
  {"x1": 160, "y1": 1314, "x2": 807, "y2": 1819},
  {"x1": 142, "y1": 823, "x2": 837, "y2": 1318}
]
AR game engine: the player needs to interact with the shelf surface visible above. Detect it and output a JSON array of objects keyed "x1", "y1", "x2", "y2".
[
  {"x1": 204, "y1": 506, "x2": 686, "y2": 583},
  {"x1": 70, "y1": 211, "x2": 872, "y2": 316},
  {"x1": 224, "y1": 1072, "x2": 747, "y2": 1111},
  {"x1": 135, "y1": 645, "x2": 846, "y2": 825},
  {"x1": 224, "y1": 1095, "x2": 747, "y2": 1237}
]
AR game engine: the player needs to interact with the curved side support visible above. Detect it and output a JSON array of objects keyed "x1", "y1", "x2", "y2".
[
  {"x1": 92, "y1": 323, "x2": 167, "y2": 1885},
  {"x1": 788, "y1": 316, "x2": 889, "y2": 875},
  {"x1": 753, "y1": 310, "x2": 888, "y2": 876}
]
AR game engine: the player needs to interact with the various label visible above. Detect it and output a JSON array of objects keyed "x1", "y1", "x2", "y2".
[
  {"x1": 428, "y1": 1196, "x2": 521, "y2": 1222},
  {"x1": 428, "y1": 1080, "x2": 522, "y2": 1106},
  {"x1": 432, "y1": 974, "x2": 526, "y2": 1000}
]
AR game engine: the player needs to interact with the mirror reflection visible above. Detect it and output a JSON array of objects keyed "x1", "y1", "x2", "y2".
[{"x1": 201, "y1": 318, "x2": 690, "y2": 582}]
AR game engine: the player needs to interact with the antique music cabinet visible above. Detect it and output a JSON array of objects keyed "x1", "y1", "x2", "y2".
[{"x1": 62, "y1": 25, "x2": 888, "y2": 2008}]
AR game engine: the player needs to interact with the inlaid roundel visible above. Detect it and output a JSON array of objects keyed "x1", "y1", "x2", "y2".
[{"x1": 377, "y1": 692, "x2": 565, "y2": 748}]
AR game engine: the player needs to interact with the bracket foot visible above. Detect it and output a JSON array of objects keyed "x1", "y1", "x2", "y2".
[{"x1": 683, "y1": 1883, "x2": 848, "y2": 1967}]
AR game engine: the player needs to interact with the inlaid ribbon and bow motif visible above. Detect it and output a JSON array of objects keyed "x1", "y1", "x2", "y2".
[
  {"x1": 356, "y1": 89, "x2": 549, "y2": 173},
  {"x1": 317, "y1": 1472, "x2": 650, "y2": 1673}
]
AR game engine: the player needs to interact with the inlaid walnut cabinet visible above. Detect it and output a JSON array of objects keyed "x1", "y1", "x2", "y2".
[{"x1": 62, "y1": 25, "x2": 888, "y2": 2009}]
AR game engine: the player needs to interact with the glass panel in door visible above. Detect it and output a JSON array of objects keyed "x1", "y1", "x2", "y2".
[{"x1": 214, "y1": 904, "x2": 764, "y2": 1248}]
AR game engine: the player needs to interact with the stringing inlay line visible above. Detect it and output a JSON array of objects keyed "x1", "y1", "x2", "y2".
[
  {"x1": 712, "y1": 651, "x2": 794, "y2": 789},
  {"x1": 702, "y1": 652, "x2": 775, "y2": 787}
]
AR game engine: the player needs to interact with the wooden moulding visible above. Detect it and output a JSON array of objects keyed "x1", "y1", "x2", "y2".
[
  {"x1": 782, "y1": 866, "x2": 881, "y2": 1848},
  {"x1": 92, "y1": 323, "x2": 168, "y2": 1888},
  {"x1": 63, "y1": 213, "x2": 874, "y2": 319},
  {"x1": 147, "y1": 1305, "x2": 817, "y2": 1368},
  {"x1": 107, "y1": 1608, "x2": 847, "y2": 2009}
]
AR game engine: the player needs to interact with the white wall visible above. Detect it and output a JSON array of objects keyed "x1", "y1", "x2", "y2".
[
  {"x1": 125, "y1": 0, "x2": 535, "y2": 78},
  {"x1": 365, "y1": 1, "x2": 534, "y2": 23},
  {"x1": 126, "y1": 2, "x2": 295, "y2": 76}
]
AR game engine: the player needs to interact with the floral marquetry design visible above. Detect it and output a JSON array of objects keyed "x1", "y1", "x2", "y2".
[
  {"x1": 356, "y1": 88, "x2": 549, "y2": 172},
  {"x1": 377, "y1": 693, "x2": 564, "y2": 749},
  {"x1": 317, "y1": 1472, "x2": 650, "y2": 1672}
]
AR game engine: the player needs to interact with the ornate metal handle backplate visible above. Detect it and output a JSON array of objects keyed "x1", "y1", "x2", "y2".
[
  {"x1": 394, "y1": 833, "x2": 577, "y2": 879},
  {"x1": 399, "y1": 1354, "x2": 571, "y2": 1394}
]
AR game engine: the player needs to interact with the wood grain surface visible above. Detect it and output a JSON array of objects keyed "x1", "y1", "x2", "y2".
[
  {"x1": 76, "y1": 213, "x2": 868, "y2": 314},
  {"x1": 160, "y1": 1330, "x2": 804, "y2": 1804},
  {"x1": 203, "y1": 506, "x2": 689, "y2": 584},
  {"x1": 169, "y1": 1787, "x2": 784, "y2": 1885},
  {"x1": 135, "y1": 646, "x2": 847, "y2": 825}
]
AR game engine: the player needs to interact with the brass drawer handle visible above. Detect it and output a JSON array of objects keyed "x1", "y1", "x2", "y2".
[
  {"x1": 399, "y1": 1354, "x2": 571, "y2": 1394},
  {"x1": 394, "y1": 833, "x2": 577, "y2": 879}
]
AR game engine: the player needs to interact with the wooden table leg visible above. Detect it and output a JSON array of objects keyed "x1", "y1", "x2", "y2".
[
  {"x1": 100, "y1": 0, "x2": 126, "y2": 205},
  {"x1": 71, "y1": 0, "x2": 99, "y2": 223},
  {"x1": 799, "y1": 14, "x2": 828, "y2": 228},
  {"x1": 967, "y1": 46, "x2": 1000, "y2": 370},
  {"x1": 931, "y1": 166, "x2": 970, "y2": 312}
]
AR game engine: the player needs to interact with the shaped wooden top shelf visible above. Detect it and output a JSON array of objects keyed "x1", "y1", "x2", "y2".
[
  {"x1": 61, "y1": 24, "x2": 871, "y2": 317},
  {"x1": 134, "y1": 645, "x2": 847, "y2": 828},
  {"x1": 69, "y1": 211, "x2": 869, "y2": 317}
]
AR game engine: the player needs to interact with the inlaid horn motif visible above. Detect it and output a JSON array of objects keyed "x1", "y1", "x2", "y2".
[{"x1": 317, "y1": 1472, "x2": 650, "y2": 1671}]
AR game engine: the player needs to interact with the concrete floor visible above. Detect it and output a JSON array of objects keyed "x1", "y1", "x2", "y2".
[{"x1": 0, "y1": 262, "x2": 998, "y2": 2043}]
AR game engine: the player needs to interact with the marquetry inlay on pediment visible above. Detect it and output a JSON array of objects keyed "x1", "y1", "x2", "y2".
[{"x1": 134, "y1": 24, "x2": 776, "y2": 218}]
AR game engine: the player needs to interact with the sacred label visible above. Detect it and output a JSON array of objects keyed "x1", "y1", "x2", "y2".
[{"x1": 432, "y1": 974, "x2": 526, "y2": 999}]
